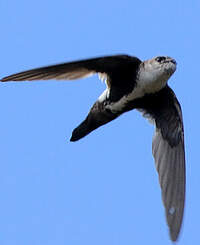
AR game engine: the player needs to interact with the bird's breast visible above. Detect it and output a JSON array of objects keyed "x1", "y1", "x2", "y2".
[{"x1": 137, "y1": 68, "x2": 168, "y2": 94}]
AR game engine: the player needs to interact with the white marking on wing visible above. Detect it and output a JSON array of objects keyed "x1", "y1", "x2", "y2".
[{"x1": 169, "y1": 207, "x2": 176, "y2": 215}]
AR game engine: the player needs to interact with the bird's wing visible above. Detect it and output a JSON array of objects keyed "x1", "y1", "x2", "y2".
[
  {"x1": 135, "y1": 86, "x2": 185, "y2": 241},
  {"x1": 1, "y1": 55, "x2": 141, "y2": 87}
]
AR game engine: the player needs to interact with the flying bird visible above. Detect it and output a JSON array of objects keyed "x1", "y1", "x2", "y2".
[{"x1": 1, "y1": 55, "x2": 185, "y2": 241}]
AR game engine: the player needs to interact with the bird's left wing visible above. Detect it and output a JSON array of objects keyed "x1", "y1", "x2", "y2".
[
  {"x1": 1, "y1": 55, "x2": 141, "y2": 85},
  {"x1": 134, "y1": 86, "x2": 185, "y2": 241}
]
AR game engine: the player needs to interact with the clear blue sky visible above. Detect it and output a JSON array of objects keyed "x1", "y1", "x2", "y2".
[{"x1": 0, "y1": 0, "x2": 199, "y2": 244}]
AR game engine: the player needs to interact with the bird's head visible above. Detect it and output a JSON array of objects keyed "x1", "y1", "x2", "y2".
[
  {"x1": 144, "y1": 56, "x2": 177, "y2": 78},
  {"x1": 138, "y1": 56, "x2": 177, "y2": 93}
]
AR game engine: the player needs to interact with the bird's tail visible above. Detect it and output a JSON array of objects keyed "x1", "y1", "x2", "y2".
[{"x1": 70, "y1": 101, "x2": 119, "y2": 141}]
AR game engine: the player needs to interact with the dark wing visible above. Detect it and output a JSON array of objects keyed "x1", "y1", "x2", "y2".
[
  {"x1": 1, "y1": 55, "x2": 141, "y2": 86},
  {"x1": 134, "y1": 86, "x2": 185, "y2": 241}
]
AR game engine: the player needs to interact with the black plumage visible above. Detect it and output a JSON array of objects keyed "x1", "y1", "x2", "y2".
[{"x1": 1, "y1": 54, "x2": 185, "y2": 241}]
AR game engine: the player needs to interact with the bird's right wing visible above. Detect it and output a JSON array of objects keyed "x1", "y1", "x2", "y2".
[
  {"x1": 135, "y1": 86, "x2": 185, "y2": 241},
  {"x1": 1, "y1": 55, "x2": 141, "y2": 87},
  {"x1": 152, "y1": 126, "x2": 185, "y2": 241}
]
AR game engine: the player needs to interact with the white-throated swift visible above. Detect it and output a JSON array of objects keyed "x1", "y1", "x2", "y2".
[{"x1": 1, "y1": 55, "x2": 185, "y2": 241}]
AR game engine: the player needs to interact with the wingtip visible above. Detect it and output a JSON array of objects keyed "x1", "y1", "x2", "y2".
[
  {"x1": 170, "y1": 232, "x2": 178, "y2": 242},
  {"x1": 1, "y1": 77, "x2": 11, "y2": 82},
  {"x1": 169, "y1": 223, "x2": 183, "y2": 242}
]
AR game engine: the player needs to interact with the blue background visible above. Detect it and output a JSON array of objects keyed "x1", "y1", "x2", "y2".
[{"x1": 0, "y1": 0, "x2": 199, "y2": 244}]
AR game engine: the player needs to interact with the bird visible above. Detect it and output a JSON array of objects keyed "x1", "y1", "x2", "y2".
[{"x1": 1, "y1": 54, "x2": 185, "y2": 241}]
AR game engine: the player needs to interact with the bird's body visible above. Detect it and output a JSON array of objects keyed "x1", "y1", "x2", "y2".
[
  {"x1": 100, "y1": 56, "x2": 175, "y2": 113},
  {"x1": 1, "y1": 54, "x2": 185, "y2": 241}
]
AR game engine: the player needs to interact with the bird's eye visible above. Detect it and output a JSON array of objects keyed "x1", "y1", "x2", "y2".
[{"x1": 155, "y1": 56, "x2": 166, "y2": 62}]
